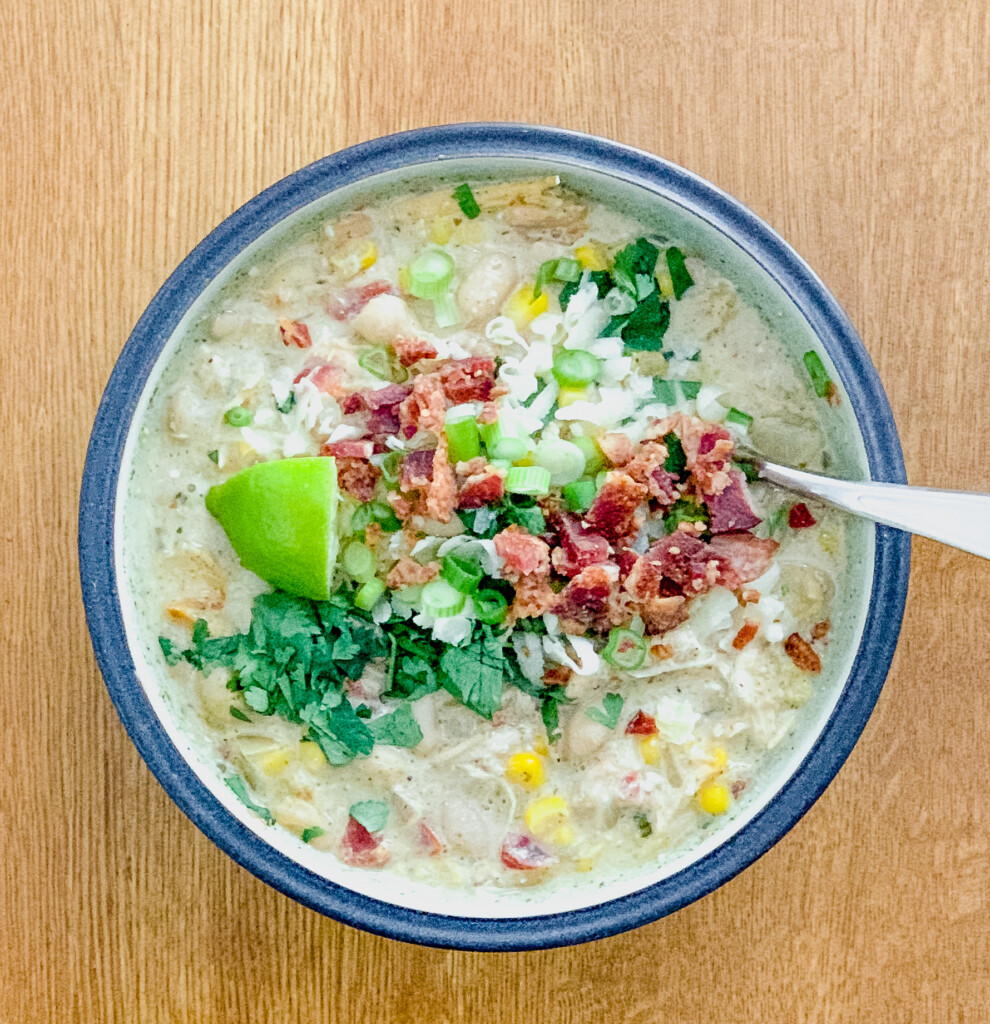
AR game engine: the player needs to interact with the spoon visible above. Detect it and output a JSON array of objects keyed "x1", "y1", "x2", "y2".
[{"x1": 737, "y1": 452, "x2": 990, "y2": 561}]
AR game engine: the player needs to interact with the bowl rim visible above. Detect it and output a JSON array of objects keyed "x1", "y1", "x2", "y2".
[{"x1": 79, "y1": 122, "x2": 910, "y2": 951}]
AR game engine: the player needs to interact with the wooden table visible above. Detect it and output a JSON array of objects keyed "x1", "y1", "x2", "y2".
[{"x1": 4, "y1": 1, "x2": 989, "y2": 1019}]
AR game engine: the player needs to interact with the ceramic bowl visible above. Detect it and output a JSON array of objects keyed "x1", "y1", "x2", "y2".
[{"x1": 79, "y1": 124, "x2": 909, "y2": 950}]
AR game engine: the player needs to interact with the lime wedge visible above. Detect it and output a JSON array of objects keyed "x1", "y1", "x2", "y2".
[{"x1": 205, "y1": 457, "x2": 339, "y2": 600}]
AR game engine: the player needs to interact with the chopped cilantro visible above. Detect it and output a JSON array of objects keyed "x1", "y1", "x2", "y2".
[
  {"x1": 440, "y1": 626, "x2": 505, "y2": 719},
  {"x1": 679, "y1": 380, "x2": 701, "y2": 400},
  {"x1": 559, "y1": 277, "x2": 581, "y2": 310},
  {"x1": 633, "y1": 811, "x2": 653, "y2": 838},
  {"x1": 453, "y1": 183, "x2": 481, "y2": 219},
  {"x1": 589, "y1": 269, "x2": 613, "y2": 297},
  {"x1": 158, "y1": 636, "x2": 180, "y2": 666},
  {"x1": 735, "y1": 459, "x2": 760, "y2": 484},
  {"x1": 612, "y1": 238, "x2": 659, "y2": 294},
  {"x1": 243, "y1": 687, "x2": 269, "y2": 713},
  {"x1": 539, "y1": 687, "x2": 572, "y2": 743},
  {"x1": 301, "y1": 826, "x2": 325, "y2": 843},
  {"x1": 460, "y1": 495, "x2": 545, "y2": 538},
  {"x1": 584, "y1": 692, "x2": 624, "y2": 729},
  {"x1": 665, "y1": 246, "x2": 694, "y2": 299},
  {"x1": 620, "y1": 291, "x2": 671, "y2": 352},
  {"x1": 368, "y1": 704, "x2": 423, "y2": 747},
  {"x1": 664, "y1": 497, "x2": 711, "y2": 534},
  {"x1": 207, "y1": 449, "x2": 219, "y2": 464},
  {"x1": 355, "y1": 703, "x2": 372, "y2": 719},
  {"x1": 662, "y1": 432, "x2": 687, "y2": 477},
  {"x1": 349, "y1": 799, "x2": 389, "y2": 832},
  {"x1": 766, "y1": 506, "x2": 788, "y2": 537},
  {"x1": 275, "y1": 393, "x2": 296, "y2": 415},
  {"x1": 653, "y1": 378, "x2": 677, "y2": 405},
  {"x1": 224, "y1": 775, "x2": 274, "y2": 824},
  {"x1": 228, "y1": 706, "x2": 251, "y2": 722}
]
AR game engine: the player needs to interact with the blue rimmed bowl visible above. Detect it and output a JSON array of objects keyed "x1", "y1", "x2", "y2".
[{"x1": 79, "y1": 123, "x2": 909, "y2": 951}]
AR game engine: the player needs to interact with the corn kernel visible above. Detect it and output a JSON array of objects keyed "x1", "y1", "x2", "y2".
[
  {"x1": 655, "y1": 265, "x2": 674, "y2": 299},
  {"x1": 505, "y1": 752, "x2": 545, "y2": 790},
  {"x1": 556, "y1": 385, "x2": 588, "y2": 407},
  {"x1": 452, "y1": 219, "x2": 486, "y2": 245},
  {"x1": 430, "y1": 217, "x2": 453, "y2": 245},
  {"x1": 299, "y1": 740, "x2": 327, "y2": 772},
  {"x1": 258, "y1": 748, "x2": 292, "y2": 777},
  {"x1": 357, "y1": 239, "x2": 378, "y2": 271},
  {"x1": 698, "y1": 780, "x2": 731, "y2": 815},
  {"x1": 574, "y1": 242, "x2": 609, "y2": 271},
  {"x1": 504, "y1": 286, "x2": 548, "y2": 329},
  {"x1": 639, "y1": 734, "x2": 661, "y2": 765},
  {"x1": 533, "y1": 737, "x2": 549, "y2": 757},
  {"x1": 525, "y1": 795, "x2": 572, "y2": 845},
  {"x1": 574, "y1": 856, "x2": 596, "y2": 873},
  {"x1": 709, "y1": 747, "x2": 728, "y2": 772},
  {"x1": 818, "y1": 528, "x2": 838, "y2": 555},
  {"x1": 397, "y1": 265, "x2": 411, "y2": 295}
]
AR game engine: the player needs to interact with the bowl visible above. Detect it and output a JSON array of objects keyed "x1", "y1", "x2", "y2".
[{"x1": 79, "y1": 123, "x2": 910, "y2": 950}]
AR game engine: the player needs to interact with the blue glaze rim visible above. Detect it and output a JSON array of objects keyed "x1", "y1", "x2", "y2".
[{"x1": 79, "y1": 123, "x2": 909, "y2": 952}]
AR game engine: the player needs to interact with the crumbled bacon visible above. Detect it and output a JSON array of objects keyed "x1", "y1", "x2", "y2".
[
  {"x1": 625, "y1": 710, "x2": 658, "y2": 736},
  {"x1": 439, "y1": 356, "x2": 496, "y2": 403},
  {"x1": 706, "y1": 470, "x2": 761, "y2": 533},
  {"x1": 386, "y1": 557, "x2": 439, "y2": 589},
  {"x1": 649, "y1": 465, "x2": 681, "y2": 503},
  {"x1": 624, "y1": 441, "x2": 670, "y2": 487},
  {"x1": 731, "y1": 619, "x2": 760, "y2": 650},
  {"x1": 638, "y1": 594, "x2": 689, "y2": 635},
  {"x1": 325, "y1": 280, "x2": 394, "y2": 321},
  {"x1": 340, "y1": 817, "x2": 390, "y2": 868},
  {"x1": 341, "y1": 393, "x2": 365, "y2": 415},
  {"x1": 279, "y1": 319, "x2": 312, "y2": 348},
  {"x1": 478, "y1": 401, "x2": 499, "y2": 425},
  {"x1": 494, "y1": 525, "x2": 551, "y2": 577},
  {"x1": 392, "y1": 336, "x2": 438, "y2": 366},
  {"x1": 295, "y1": 362, "x2": 346, "y2": 397},
  {"x1": 812, "y1": 620, "x2": 831, "y2": 641},
  {"x1": 708, "y1": 533, "x2": 779, "y2": 589},
  {"x1": 731, "y1": 779, "x2": 747, "y2": 797},
  {"x1": 400, "y1": 448, "x2": 436, "y2": 490},
  {"x1": 554, "y1": 565, "x2": 615, "y2": 632},
  {"x1": 323, "y1": 439, "x2": 374, "y2": 459},
  {"x1": 549, "y1": 511, "x2": 610, "y2": 578},
  {"x1": 500, "y1": 833, "x2": 556, "y2": 870},
  {"x1": 399, "y1": 372, "x2": 447, "y2": 436},
  {"x1": 457, "y1": 465, "x2": 505, "y2": 509},
  {"x1": 597, "y1": 432, "x2": 636, "y2": 466},
  {"x1": 508, "y1": 574, "x2": 556, "y2": 620},
  {"x1": 627, "y1": 534, "x2": 719, "y2": 597},
  {"x1": 422, "y1": 434, "x2": 456, "y2": 522},
  {"x1": 418, "y1": 822, "x2": 444, "y2": 856},
  {"x1": 784, "y1": 632, "x2": 822, "y2": 673},
  {"x1": 454, "y1": 456, "x2": 488, "y2": 477},
  {"x1": 542, "y1": 664, "x2": 573, "y2": 688},
  {"x1": 335, "y1": 457, "x2": 380, "y2": 502},
  {"x1": 788, "y1": 502, "x2": 817, "y2": 529},
  {"x1": 585, "y1": 471, "x2": 648, "y2": 543}
]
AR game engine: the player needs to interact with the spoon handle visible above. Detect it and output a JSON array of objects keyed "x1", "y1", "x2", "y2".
[{"x1": 758, "y1": 462, "x2": 990, "y2": 560}]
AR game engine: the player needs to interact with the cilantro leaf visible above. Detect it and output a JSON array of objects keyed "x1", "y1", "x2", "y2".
[
  {"x1": 301, "y1": 826, "x2": 325, "y2": 843},
  {"x1": 207, "y1": 449, "x2": 219, "y2": 464},
  {"x1": 589, "y1": 269, "x2": 613, "y2": 297},
  {"x1": 224, "y1": 776, "x2": 274, "y2": 824},
  {"x1": 349, "y1": 799, "x2": 389, "y2": 832},
  {"x1": 663, "y1": 497, "x2": 711, "y2": 534},
  {"x1": 276, "y1": 392, "x2": 296, "y2": 414},
  {"x1": 540, "y1": 688, "x2": 573, "y2": 743},
  {"x1": 440, "y1": 626, "x2": 504, "y2": 719},
  {"x1": 559, "y1": 277, "x2": 581, "y2": 310},
  {"x1": 584, "y1": 692, "x2": 624, "y2": 729},
  {"x1": 229, "y1": 706, "x2": 251, "y2": 722},
  {"x1": 665, "y1": 246, "x2": 693, "y2": 300},
  {"x1": 368, "y1": 704, "x2": 424, "y2": 748},
  {"x1": 612, "y1": 238, "x2": 659, "y2": 294},
  {"x1": 663, "y1": 431, "x2": 687, "y2": 477},
  {"x1": 620, "y1": 291, "x2": 670, "y2": 352},
  {"x1": 453, "y1": 183, "x2": 480, "y2": 219},
  {"x1": 327, "y1": 699, "x2": 375, "y2": 756},
  {"x1": 158, "y1": 636, "x2": 180, "y2": 666},
  {"x1": 243, "y1": 687, "x2": 270, "y2": 713}
]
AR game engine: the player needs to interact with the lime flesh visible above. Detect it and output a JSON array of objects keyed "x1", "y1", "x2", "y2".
[{"x1": 204, "y1": 457, "x2": 339, "y2": 601}]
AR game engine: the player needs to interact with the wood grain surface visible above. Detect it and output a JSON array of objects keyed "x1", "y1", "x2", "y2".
[{"x1": 3, "y1": 1, "x2": 989, "y2": 1020}]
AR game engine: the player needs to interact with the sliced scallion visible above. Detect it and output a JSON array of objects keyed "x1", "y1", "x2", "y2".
[
  {"x1": 562, "y1": 477, "x2": 597, "y2": 513},
  {"x1": 665, "y1": 246, "x2": 694, "y2": 300},
  {"x1": 453, "y1": 183, "x2": 480, "y2": 219},
  {"x1": 473, "y1": 588, "x2": 508, "y2": 626},
  {"x1": 421, "y1": 577, "x2": 466, "y2": 618},
  {"x1": 380, "y1": 451, "x2": 403, "y2": 484},
  {"x1": 479, "y1": 417, "x2": 530, "y2": 462},
  {"x1": 354, "y1": 578, "x2": 386, "y2": 612},
  {"x1": 602, "y1": 628, "x2": 647, "y2": 670},
  {"x1": 552, "y1": 348, "x2": 602, "y2": 387},
  {"x1": 532, "y1": 439, "x2": 586, "y2": 486},
  {"x1": 504, "y1": 465, "x2": 552, "y2": 496},
  {"x1": 342, "y1": 542, "x2": 375, "y2": 581},
  {"x1": 570, "y1": 434, "x2": 604, "y2": 475},
  {"x1": 224, "y1": 406, "x2": 253, "y2": 427},
  {"x1": 358, "y1": 348, "x2": 391, "y2": 380},
  {"x1": 445, "y1": 415, "x2": 481, "y2": 463},
  {"x1": 803, "y1": 350, "x2": 833, "y2": 399},
  {"x1": 369, "y1": 500, "x2": 402, "y2": 532},
  {"x1": 725, "y1": 407, "x2": 753, "y2": 429},
  {"x1": 441, "y1": 553, "x2": 483, "y2": 594}
]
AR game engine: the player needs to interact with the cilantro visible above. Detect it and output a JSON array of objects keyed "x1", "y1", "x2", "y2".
[
  {"x1": 460, "y1": 496, "x2": 545, "y2": 538},
  {"x1": 453, "y1": 183, "x2": 481, "y2": 219},
  {"x1": 276, "y1": 393, "x2": 296, "y2": 414},
  {"x1": 228, "y1": 706, "x2": 251, "y2": 722},
  {"x1": 440, "y1": 626, "x2": 505, "y2": 719},
  {"x1": 679, "y1": 380, "x2": 701, "y2": 400},
  {"x1": 559, "y1": 277, "x2": 581, "y2": 310},
  {"x1": 735, "y1": 459, "x2": 760, "y2": 484},
  {"x1": 663, "y1": 497, "x2": 711, "y2": 534},
  {"x1": 540, "y1": 687, "x2": 573, "y2": 743},
  {"x1": 620, "y1": 291, "x2": 670, "y2": 352},
  {"x1": 224, "y1": 776, "x2": 274, "y2": 824},
  {"x1": 207, "y1": 449, "x2": 219, "y2": 464},
  {"x1": 612, "y1": 238, "x2": 659, "y2": 294},
  {"x1": 368, "y1": 704, "x2": 423, "y2": 748},
  {"x1": 766, "y1": 506, "x2": 788, "y2": 537},
  {"x1": 158, "y1": 636, "x2": 180, "y2": 666},
  {"x1": 589, "y1": 269, "x2": 613, "y2": 297},
  {"x1": 665, "y1": 246, "x2": 694, "y2": 299},
  {"x1": 633, "y1": 812, "x2": 653, "y2": 838},
  {"x1": 584, "y1": 692, "x2": 624, "y2": 729},
  {"x1": 355, "y1": 703, "x2": 372, "y2": 719},
  {"x1": 663, "y1": 432, "x2": 687, "y2": 477},
  {"x1": 349, "y1": 800, "x2": 389, "y2": 832},
  {"x1": 326, "y1": 698, "x2": 375, "y2": 756},
  {"x1": 652, "y1": 379, "x2": 677, "y2": 404},
  {"x1": 243, "y1": 687, "x2": 270, "y2": 713},
  {"x1": 301, "y1": 827, "x2": 325, "y2": 843}
]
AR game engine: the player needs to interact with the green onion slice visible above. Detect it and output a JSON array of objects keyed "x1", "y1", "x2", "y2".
[
  {"x1": 380, "y1": 451, "x2": 403, "y2": 483},
  {"x1": 354, "y1": 578, "x2": 386, "y2": 612},
  {"x1": 504, "y1": 465, "x2": 552, "y2": 496},
  {"x1": 803, "y1": 350, "x2": 833, "y2": 399},
  {"x1": 358, "y1": 348, "x2": 391, "y2": 380},
  {"x1": 369, "y1": 500, "x2": 402, "y2": 532},
  {"x1": 562, "y1": 477, "x2": 597, "y2": 513},
  {"x1": 224, "y1": 406, "x2": 253, "y2": 427},
  {"x1": 342, "y1": 541, "x2": 376, "y2": 581},
  {"x1": 725, "y1": 407, "x2": 753, "y2": 429},
  {"x1": 473, "y1": 588, "x2": 508, "y2": 625},
  {"x1": 444, "y1": 415, "x2": 481, "y2": 464},
  {"x1": 552, "y1": 348, "x2": 602, "y2": 387},
  {"x1": 665, "y1": 246, "x2": 694, "y2": 300},
  {"x1": 409, "y1": 250, "x2": 455, "y2": 300},
  {"x1": 421, "y1": 577, "x2": 467, "y2": 617},
  {"x1": 453, "y1": 183, "x2": 480, "y2": 219},
  {"x1": 570, "y1": 434, "x2": 604, "y2": 474},
  {"x1": 602, "y1": 628, "x2": 647, "y2": 670},
  {"x1": 532, "y1": 439, "x2": 586, "y2": 486},
  {"x1": 441, "y1": 553, "x2": 483, "y2": 594}
]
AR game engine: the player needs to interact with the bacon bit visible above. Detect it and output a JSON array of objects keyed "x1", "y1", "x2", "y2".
[
  {"x1": 639, "y1": 595, "x2": 689, "y2": 635},
  {"x1": 478, "y1": 401, "x2": 499, "y2": 425},
  {"x1": 739, "y1": 587, "x2": 760, "y2": 605},
  {"x1": 294, "y1": 362, "x2": 347, "y2": 397},
  {"x1": 386, "y1": 557, "x2": 439, "y2": 589},
  {"x1": 279, "y1": 319, "x2": 312, "y2": 349},
  {"x1": 612, "y1": 544, "x2": 640, "y2": 580},
  {"x1": 392, "y1": 336, "x2": 439, "y2": 366},
  {"x1": 399, "y1": 372, "x2": 447, "y2": 436},
  {"x1": 554, "y1": 565, "x2": 615, "y2": 632},
  {"x1": 387, "y1": 491, "x2": 412, "y2": 519},
  {"x1": 825, "y1": 381, "x2": 840, "y2": 407},
  {"x1": 585, "y1": 471, "x2": 648, "y2": 543},
  {"x1": 500, "y1": 833, "x2": 557, "y2": 870},
  {"x1": 649, "y1": 640, "x2": 674, "y2": 660},
  {"x1": 706, "y1": 470, "x2": 761, "y2": 533},
  {"x1": 325, "y1": 280, "x2": 394, "y2": 321},
  {"x1": 340, "y1": 393, "x2": 365, "y2": 415},
  {"x1": 457, "y1": 465, "x2": 505, "y2": 509},
  {"x1": 788, "y1": 502, "x2": 817, "y2": 529},
  {"x1": 731, "y1": 619, "x2": 760, "y2": 650},
  {"x1": 323, "y1": 439, "x2": 374, "y2": 459},
  {"x1": 597, "y1": 432, "x2": 637, "y2": 466},
  {"x1": 417, "y1": 822, "x2": 445, "y2": 856},
  {"x1": 400, "y1": 448, "x2": 436, "y2": 490},
  {"x1": 626, "y1": 534, "x2": 718, "y2": 598},
  {"x1": 364, "y1": 522, "x2": 383, "y2": 547},
  {"x1": 783, "y1": 632, "x2": 822, "y2": 673},
  {"x1": 455, "y1": 456, "x2": 488, "y2": 477},
  {"x1": 731, "y1": 779, "x2": 747, "y2": 798},
  {"x1": 508, "y1": 574, "x2": 556, "y2": 620},
  {"x1": 708, "y1": 533, "x2": 779, "y2": 589},
  {"x1": 624, "y1": 440, "x2": 672, "y2": 490},
  {"x1": 440, "y1": 356, "x2": 496, "y2": 404},
  {"x1": 617, "y1": 772, "x2": 643, "y2": 801},
  {"x1": 549, "y1": 511, "x2": 611, "y2": 578},
  {"x1": 335, "y1": 457, "x2": 380, "y2": 502},
  {"x1": 625, "y1": 710, "x2": 658, "y2": 736},
  {"x1": 340, "y1": 817, "x2": 390, "y2": 868},
  {"x1": 424, "y1": 433, "x2": 457, "y2": 522},
  {"x1": 542, "y1": 664, "x2": 573, "y2": 688},
  {"x1": 812, "y1": 620, "x2": 831, "y2": 641},
  {"x1": 494, "y1": 525, "x2": 551, "y2": 577}
]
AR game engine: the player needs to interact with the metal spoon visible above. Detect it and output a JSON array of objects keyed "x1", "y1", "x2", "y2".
[{"x1": 737, "y1": 453, "x2": 990, "y2": 561}]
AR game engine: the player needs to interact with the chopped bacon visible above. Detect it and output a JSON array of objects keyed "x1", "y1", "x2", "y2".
[
  {"x1": 554, "y1": 565, "x2": 615, "y2": 632},
  {"x1": 624, "y1": 440, "x2": 669, "y2": 484},
  {"x1": 423, "y1": 434, "x2": 457, "y2": 522},
  {"x1": 386, "y1": 557, "x2": 439, "y2": 589},
  {"x1": 399, "y1": 372, "x2": 447, "y2": 436},
  {"x1": 585, "y1": 471, "x2": 648, "y2": 543},
  {"x1": 627, "y1": 534, "x2": 719, "y2": 597},
  {"x1": 457, "y1": 465, "x2": 505, "y2": 509},
  {"x1": 325, "y1": 280, "x2": 394, "y2": 321},
  {"x1": 694, "y1": 430, "x2": 735, "y2": 495},
  {"x1": 365, "y1": 383, "x2": 410, "y2": 409},
  {"x1": 708, "y1": 533, "x2": 779, "y2": 589},
  {"x1": 439, "y1": 356, "x2": 496, "y2": 403},
  {"x1": 392, "y1": 336, "x2": 439, "y2": 366},
  {"x1": 509, "y1": 574, "x2": 556, "y2": 620},
  {"x1": 418, "y1": 822, "x2": 445, "y2": 856},
  {"x1": 638, "y1": 595, "x2": 689, "y2": 635},
  {"x1": 500, "y1": 833, "x2": 557, "y2": 870},
  {"x1": 400, "y1": 448, "x2": 436, "y2": 489},
  {"x1": 494, "y1": 525, "x2": 551, "y2": 577},
  {"x1": 542, "y1": 664, "x2": 573, "y2": 688},
  {"x1": 294, "y1": 362, "x2": 347, "y2": 398},
  {"x1": 335, "y1": 457, "x2": 380, "y2": 502},
  {"x1": 323, "y1": 439, "x2": 374, "y2": 459},
  {"x1": 279, "y1": 319, "x2": 312, "y2": 348},
  {"x1": 613, "y1": 544, "x2": 640, "y2": 580},
  {"x1": 731, "y1": 779, "x2": 747, "y2": 797},
  {"x1": 340, "y1": 816, "x2": 390, "y2": 868},
  {"x1": 706, "y1": 470, "x2": 761, "y2": 533},
  {"x1": 341, "y1": 393, "x2": 365, "y2": 415},
  {"x1": 788, "y1": 502, "x2": 817, "y2": 528},
  {"x1": 597, "y1": 432, "x2": 636, "y2": 466},
  {"x1": 731, "y1": 619, "x2": 760, "y2": 650},
  {"x1": 454, "y1": 456, "x2": 488, "y2": 477},
  {"x1": 784, "y1": 633, "x2": 822, "y2": 673},
  {"x1": 617, "y1": 772, "x2": 643, "y2": 802},
  {"x1": 649, "y1": 465, "x2": 681, "y2": 503},
  {"x1": 478, "y1": 401, "x2": 499, "y2": 425},
  {"x1": 625, "y1": 710, "x2": 658, "y2": 736},
  {"x1": 549, "y1": 511, "x2": 611, "y2": 578},
  {"x1": 812, "y1": 620, "x2": 831, "y2": 641}
]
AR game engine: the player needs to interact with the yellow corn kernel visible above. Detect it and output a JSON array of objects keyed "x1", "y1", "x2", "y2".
[
  {"x1": 709, "y1": 746, "x2": 728, "y2": 773},
  {"x1": 299, "y1": 740, "x2": 327, "y2": 772},
  {"x1": 574, "y1": 856, "x2": 596, "y2": 873},
  {"x1": 556, "y1": 385, "x2": 588, "y2": 407},
  {"x1": 504, "y1": 286, "x2": 548, "y2": 329},
  {"x1": 818, "y1": 528, "x2": 838, "y2": 555},
  {"x1": 397, "y1": 265, "x2": 411, "y2": 295},
  {"x1": 505, "y1": 752, "x2": 545, "y2": 790},
  {"x1": 357, "y1": 239, "x2": 378, "y2": 271},
  {"x1": 430, "y1": 217, "x2": 454, "y2": 245},
  {"x1": 655, "y1": 264, "x2": 674, "y2": 299},
  {"x1": 698, "y1": 780, "x2": 731, "y2": 815},
  {"x1": 533, "y1": 737, "x2": 549, "y2": 757},
  {"x1": 452, "y1": 219, "x2": 486, "y2": 245},
  {"x1": 638, "y1": 734, "x2": 661, "y2": 765},
  {"x1": 525, "y1": 795, "x2": 572, "y2": 845},
  {"x1": 574, "y1": 242, "x2": 609, "y2": 271},
  {"x1": 258, "y1": 747, "x2": 292, "y2": 777}
]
